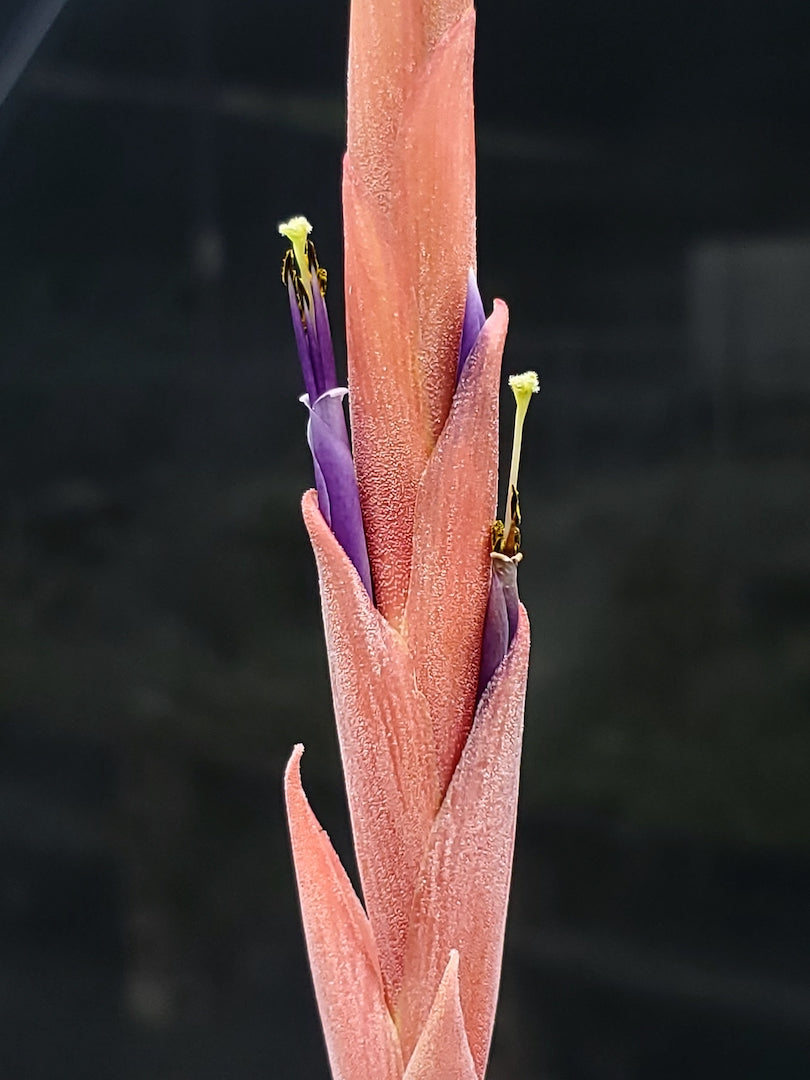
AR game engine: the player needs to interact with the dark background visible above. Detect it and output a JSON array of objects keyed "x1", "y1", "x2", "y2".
[{"x1": 1, "y1": 1, "x2": 809, "y2": 1077}]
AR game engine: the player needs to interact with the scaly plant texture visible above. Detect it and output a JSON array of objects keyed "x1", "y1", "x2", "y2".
[{"x1": 279, "y1": 1, "x2": 538, "y2": 1077}]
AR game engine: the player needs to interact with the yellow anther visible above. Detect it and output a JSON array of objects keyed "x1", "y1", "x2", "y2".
[
  {"x1": 279, "y1": 215, "x2": 314, "y2": 305},
  {"x1": 508, "y1": 371, "x2": 540, "y2": 401}
]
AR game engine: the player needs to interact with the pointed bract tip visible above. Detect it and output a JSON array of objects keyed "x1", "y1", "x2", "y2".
[
  {"x1": 401, "y1": 946, "x2": 477, "y2": 1080},
  {"x1": 285, "y1": 743, "x2": 305, "y2": 783}
]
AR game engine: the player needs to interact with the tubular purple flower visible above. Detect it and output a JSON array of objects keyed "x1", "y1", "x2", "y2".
[
  {"x1": 280, "y1": 216, "x2": 373, "y2": 598},
  {"x1": 477, "y1": 371, "x2": 539, "y2": 697}
]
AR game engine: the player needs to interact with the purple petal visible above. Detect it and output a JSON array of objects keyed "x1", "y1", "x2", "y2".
[
  {"x1": 285, "y1": 273, "x2": 339, "y2": 402},
  {"x1": 497, "y1": 554, "x2": 520, "y2": 643},
  {"x1": 477, "y1": 554, "x2": 520, "y2": 697},
  {"x1": 310, "y1": 448, "x2": 331, "y2": 527},
  {"x1": 287, "y1": 276, "x2": 318, "y2": 404},
  {"x1": 302, "y1": 388, "x2": 373, "y2": 599},
  {"x1": 478, "y1": 569, "x2": 508, "y2": 699},
  {"x1": 310, "y1": 280, "x2": 339, "y2": 397},
  {"x1": 456, "y1": 269, "x2": 487, "y2": 383}
]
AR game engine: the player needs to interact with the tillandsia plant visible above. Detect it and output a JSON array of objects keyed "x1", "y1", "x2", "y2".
[{"x1": 279, "y1": 0, "x2": 538, "y2": 1077}]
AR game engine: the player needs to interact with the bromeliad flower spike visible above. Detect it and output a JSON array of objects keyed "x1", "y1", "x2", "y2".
[{"x1": 280, "y1": 0, "x2": 538, "y2": 1077}]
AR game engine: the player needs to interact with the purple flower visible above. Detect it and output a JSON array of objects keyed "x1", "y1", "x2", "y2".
[
  {"x1": 280, "y1": 216, "x2": 373, "y2": 599},
  {"x1": 478, "y1": 370, "x2": 539, "y2": 696}
]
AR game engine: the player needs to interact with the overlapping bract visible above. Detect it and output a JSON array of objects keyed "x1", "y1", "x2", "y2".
[
  {"x1": 344, "y1": 2, "x2": 477, "y2": 623},
  {"x1": 286, "y1": 564, "x2": 529, "y2": 1079},
  {"x1": 288, "y1": 323, "x2": 530, "y2": 1076}
]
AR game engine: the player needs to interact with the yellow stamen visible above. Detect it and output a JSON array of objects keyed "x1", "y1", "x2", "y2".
[
  {"x1": 279, "y1": 215, "x2": 314, "y2": 305},
  {"x1": 503, "y1": 371, "x2": 539, "y2": 526}
]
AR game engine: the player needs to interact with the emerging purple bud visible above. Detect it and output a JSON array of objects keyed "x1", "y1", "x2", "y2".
[{"x1": 456, "y1": 269, "x2": 487, "y2": 383}]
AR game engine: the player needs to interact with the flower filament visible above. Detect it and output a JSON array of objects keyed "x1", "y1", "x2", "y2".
[{"x1": 491, "y1": 370, "x2": 539, "y2": 559}]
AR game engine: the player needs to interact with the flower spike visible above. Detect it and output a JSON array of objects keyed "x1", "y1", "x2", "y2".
[{"x1": 282, "y1": 3, "x2": 534, "y2": 1078}]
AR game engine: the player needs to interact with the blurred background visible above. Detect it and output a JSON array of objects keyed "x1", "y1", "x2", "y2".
[{"x1": 1, "y1": 0, "x2": 809, "y2": 1077}]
